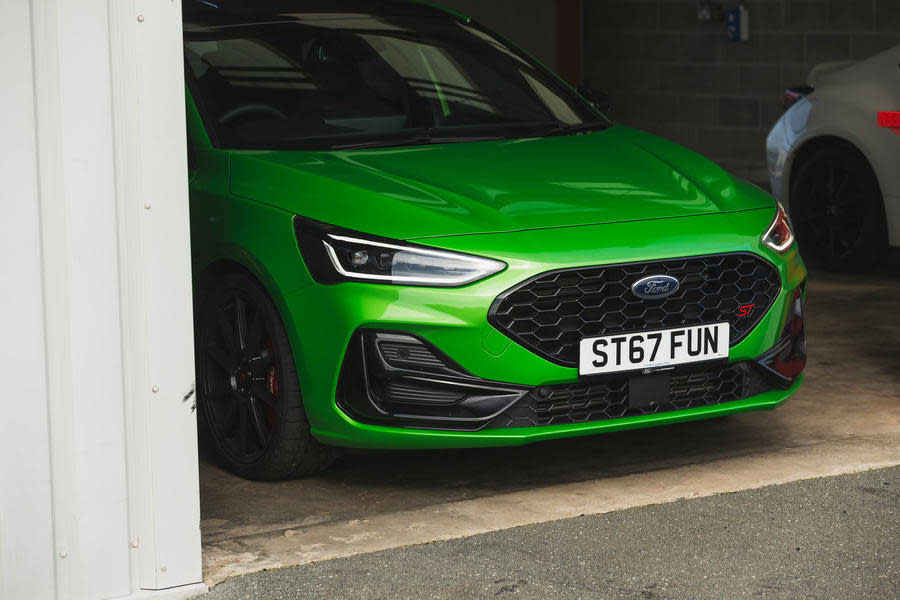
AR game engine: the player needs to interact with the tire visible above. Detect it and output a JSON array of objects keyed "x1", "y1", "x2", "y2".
[
  {"x1": 788, "y1": 143, "x2": 888, "y2": 271},
  {"x1": 195, "y1": 271, "x2": 338, "y2": 480}
]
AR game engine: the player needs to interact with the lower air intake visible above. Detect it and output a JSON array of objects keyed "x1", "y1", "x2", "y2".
[{"x1": 488, "y1": 362, "x2": 772, "y2": 428}]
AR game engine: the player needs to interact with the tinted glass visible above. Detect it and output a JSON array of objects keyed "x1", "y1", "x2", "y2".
[{"x1": 184, "y1": 13, "x2": 604, "y2": 150}]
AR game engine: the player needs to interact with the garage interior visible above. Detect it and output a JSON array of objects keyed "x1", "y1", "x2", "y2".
[
  {"x1": 3, "y1": 1, "x2": 897, "y2": 599},
  {"x1": 197, "y1": 0, "x2": 900, "y2": 589}
]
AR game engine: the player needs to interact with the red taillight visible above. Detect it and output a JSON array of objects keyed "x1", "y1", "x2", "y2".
[{"x1": 878, "y1": 110, "x2": 900, "y2": 136}]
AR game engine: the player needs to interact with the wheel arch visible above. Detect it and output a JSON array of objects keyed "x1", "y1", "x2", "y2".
[
  {"x1": 785, "y1": 135, "x2": 883, "y2": 210},
  {"x1": 195, "y1": 253, "x2": 284, "y2": 307},
  {"x1": 193, "y1": 251, "x2": 307, "y2": 363}
]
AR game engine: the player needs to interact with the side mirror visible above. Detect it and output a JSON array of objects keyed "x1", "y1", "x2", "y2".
[{"x1": 577, "y1": 87, "x2": 611, "y2": 115}]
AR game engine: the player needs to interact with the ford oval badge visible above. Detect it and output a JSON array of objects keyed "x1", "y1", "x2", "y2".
[{"x1": 631, "y1": 275, "x2": 680, "y2": 300}]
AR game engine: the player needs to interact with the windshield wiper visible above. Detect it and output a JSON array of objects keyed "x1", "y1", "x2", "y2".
[
  {"x1": 329, "y1": 133, "x2": 508, "y2": 151},
  {"x1": 273, "y1": 120, "x2": 610, "y2": 151},
  {"x1": 537, "y1": 120, "x2": 610, "y2": 137}
]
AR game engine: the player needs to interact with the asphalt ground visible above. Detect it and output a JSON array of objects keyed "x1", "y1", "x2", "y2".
[{"x1": 204, "y1": 466, "x2": 899, "y2": 600}]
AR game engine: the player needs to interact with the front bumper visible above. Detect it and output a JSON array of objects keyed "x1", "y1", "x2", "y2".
[
  {"x1": 336, "y1": 324, "x2": 805, "y2": 432},
  {"x1": 278, "y1": 210, "x2": 807, "y2": 449}
]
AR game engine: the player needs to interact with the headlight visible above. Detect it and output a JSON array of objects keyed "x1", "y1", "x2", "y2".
[
  {"x1": 762, "y1": 203, "x2": 795, "y2": 253},
  {"x1": 294, "y1": 217, "x2": 506, "y2": 287}
]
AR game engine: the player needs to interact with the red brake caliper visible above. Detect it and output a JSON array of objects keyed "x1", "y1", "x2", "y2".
[
  {"x1": 265, "y1": 340, "x2": 278, "y2": 427},
  {"x1": 877, "y1": 110, "x2": 900, "y2": 136}
]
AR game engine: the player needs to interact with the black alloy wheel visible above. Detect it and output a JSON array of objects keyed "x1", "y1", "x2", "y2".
[
  {"x1": 196, "y1": 271, "x2": 337, "y2": 480},
  {"x1": 789, "y1": 144, "x2": 888, "y2": 271}
]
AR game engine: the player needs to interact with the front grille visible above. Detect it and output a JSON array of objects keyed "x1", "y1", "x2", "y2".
[
  {"x1": 489, "y1": 362, "x2": 772, "y2": 428},
  {"x1": 488, "y1": 253, "x2": 781, "y2": 367}
]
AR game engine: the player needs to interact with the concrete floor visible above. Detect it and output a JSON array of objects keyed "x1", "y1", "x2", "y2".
[
  {"x1": 199, "y1": 271, "x2": 900, "y2": 587},
  {"x1": 204, "y1": 466, "x2": 900, "y2": 600}
]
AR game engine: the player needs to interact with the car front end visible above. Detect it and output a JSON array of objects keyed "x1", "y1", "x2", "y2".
[{"x1": 284, "y1": 187, "x2": 807, "y2": 450}]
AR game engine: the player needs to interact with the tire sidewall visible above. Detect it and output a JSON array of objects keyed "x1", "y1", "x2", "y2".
[{"x1": 196, "y1": 271, "x2": 327, "y2": 480}]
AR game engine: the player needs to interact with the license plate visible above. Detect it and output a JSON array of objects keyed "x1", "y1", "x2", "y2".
[{"x1": 579, "y1": 323, "x2": 730, "y2": 376}]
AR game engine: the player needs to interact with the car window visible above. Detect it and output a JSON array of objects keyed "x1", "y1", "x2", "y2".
[{"x1": 184, "y1": 13, "x2": 603, "y2": 150}]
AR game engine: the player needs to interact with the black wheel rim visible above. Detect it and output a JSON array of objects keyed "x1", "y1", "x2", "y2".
[
  {"x1": 792, "y1": 163, "x2": 865, "y2": 265},
  {"x1": 201, "y1": 290, "x2": 281, "y2": 462}
]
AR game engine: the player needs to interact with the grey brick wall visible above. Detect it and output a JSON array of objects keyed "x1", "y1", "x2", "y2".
[
  {"x1": 585, "y1": 0, "x2": 900, "y2": 184},
  {"x1": 437, "y1": 0, "x2": 559, "y2": 69}
]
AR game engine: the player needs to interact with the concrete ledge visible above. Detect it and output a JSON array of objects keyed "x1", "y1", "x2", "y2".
[
  {"x1": 203, "y1": 433, "x2": 899, "y2": 587},
  {"x1": 130, "y1": 583, "x2": 208, "y2": 600}
]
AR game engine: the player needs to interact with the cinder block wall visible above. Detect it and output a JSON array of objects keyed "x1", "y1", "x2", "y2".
[
  {"x1": 584, "y1": 0, "x2": 900, "y2": 184},
  {"x1": 438, "y1": 0, "x2": 559, "y2": 69}
]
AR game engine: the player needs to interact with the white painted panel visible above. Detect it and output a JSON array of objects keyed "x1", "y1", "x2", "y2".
[
  {"x1": 0, "y1": 2, "x2": 57, "y2": 599},
  {"x1": 29, "y1": 0, "x2": 132, "y2": 596},
  {"x1": 106, "y1": 0, "x2": 203, "y2": 592},
  {"x1": 8, "y1": 0, "x2": 204, "y2": 597},
  {"x1": 58, "y1": 3, "x2": 132, "y2": 597}
]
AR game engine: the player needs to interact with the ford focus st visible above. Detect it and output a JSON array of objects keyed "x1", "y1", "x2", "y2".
[{"x1": 184, "y1": 0, "x2": 808, "y2": 479}]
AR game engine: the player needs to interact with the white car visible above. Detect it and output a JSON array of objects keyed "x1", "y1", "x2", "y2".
[{"x1": 766, "y1": 46, "x2": 900, "y2": 271}]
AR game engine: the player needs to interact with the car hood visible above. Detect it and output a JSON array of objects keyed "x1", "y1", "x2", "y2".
[{"x1": 229, "y1": 125, "x2": 774, "y2": 240}]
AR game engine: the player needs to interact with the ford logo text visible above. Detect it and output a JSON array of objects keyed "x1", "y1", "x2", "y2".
[{"x1": 631, "y1": 275, "x2": 680, "y2": 300}]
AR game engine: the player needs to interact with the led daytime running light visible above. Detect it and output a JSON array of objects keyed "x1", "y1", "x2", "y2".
[
  {"x1": 762, "y1": 204, "x2": 795, "y2": 254},
  {"x1": 294, "y1": 217, "x2": 506, "y2": 287}
]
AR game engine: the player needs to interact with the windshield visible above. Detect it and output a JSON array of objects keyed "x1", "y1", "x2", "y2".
[{"x1": 184, "y1": 12, "x2": 606, "y2": 150}]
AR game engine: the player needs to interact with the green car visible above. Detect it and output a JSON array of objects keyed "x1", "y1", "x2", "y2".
[{"x1": 184, "y1": 0, "x2": 807, "y2": 480}]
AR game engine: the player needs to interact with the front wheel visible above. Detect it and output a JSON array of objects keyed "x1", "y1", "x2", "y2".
[{"x1": 196, "y1": 271, "x2": 337, "y2": 480}]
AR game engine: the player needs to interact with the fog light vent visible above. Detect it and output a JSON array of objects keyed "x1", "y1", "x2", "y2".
[
  {"x1": 336, "y1": 330, "x2": 529, "y2": 430},
  {"x1": 383, "y1": 382, "x2": 468, "y2": 405},
  {"x1": 377, "y1": 338, "x2": 447, "y2": 369}
]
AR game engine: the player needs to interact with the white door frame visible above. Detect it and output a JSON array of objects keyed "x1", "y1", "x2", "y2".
[{"x1": 1, "y1": 1, "x2": 204, "y2": 598}]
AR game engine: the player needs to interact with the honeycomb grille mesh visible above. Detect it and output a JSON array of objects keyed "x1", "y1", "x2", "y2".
[
  {"x1": 489, "y1": 363, "x2": 770, "y2": 428},
  {"x1": 488, "y1": 253, "x2": 781, "y2": 367}
]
